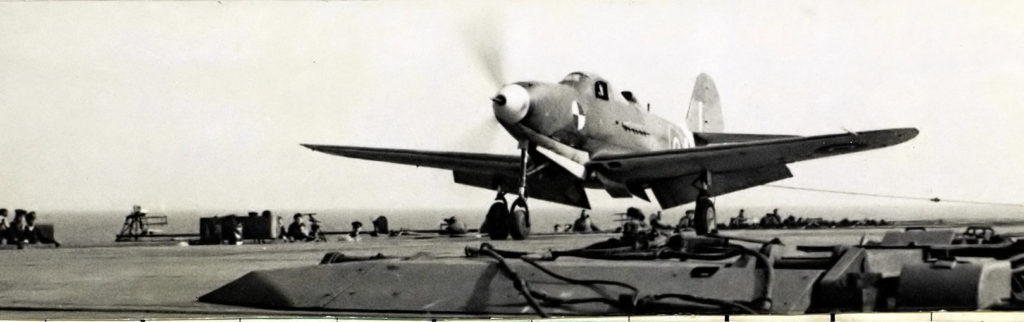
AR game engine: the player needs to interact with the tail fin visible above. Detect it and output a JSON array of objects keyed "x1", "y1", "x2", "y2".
[{"x1": 685, "y1": 73, "x2": 724, "y2": 132}]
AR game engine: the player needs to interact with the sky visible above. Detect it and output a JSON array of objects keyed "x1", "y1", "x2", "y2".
[{"x1": 1, "y1": 1, "x2": 1022, "y2": 215}]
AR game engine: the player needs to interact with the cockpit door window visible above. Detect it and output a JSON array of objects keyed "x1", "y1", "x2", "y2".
[{"x1": 594, "y1": 81, "x2": 609, "y2": 100}]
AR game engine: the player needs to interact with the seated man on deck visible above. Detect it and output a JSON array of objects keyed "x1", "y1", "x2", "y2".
[
  {"x1": 586, "y1": 207, "x2": 661, "y2": 250},
  {"x1": 572, "y1": 210, "x2": 600, "y2": 233},
  {"x1": 677, "y1": 210, "x2": 695, "y2": 230},
  {"x1": 23, "y1": 211, "x2": 60, "y2": 247},
  {"x1": 342, "y1": 221, "x2": 363, "y2": 242},
  {"x1": 287, "y1": 213, "x2": 313, "y2": 242},
  {"x1": 649, "y1": 211, "x2": 673, "y2": 231},
  {"x1": 441, "y1": 216, "x2": 468, "y2": 236},
  {"x1": 729, "y1": 209, "x2": 749, "y2": 228}
]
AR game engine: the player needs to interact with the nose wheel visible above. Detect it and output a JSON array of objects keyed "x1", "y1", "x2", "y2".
[{"x1": 508, "y1": 197, "x2": 531, "y2": 240}]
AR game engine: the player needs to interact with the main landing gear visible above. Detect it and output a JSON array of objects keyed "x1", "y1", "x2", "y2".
[
  {"x1": 693, "y1": 170, "x2": 717, "y2": 236},
  {"x1": 483, "y1": 194, "x2": 531, "y2": 240},
  {"x1": 483, "y1": 145, "x2": 532, "y2": 240}
]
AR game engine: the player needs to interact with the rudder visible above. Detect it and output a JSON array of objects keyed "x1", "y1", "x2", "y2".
[{"x1": 685, "y1": 73, "x2": 724, "y2": 132}]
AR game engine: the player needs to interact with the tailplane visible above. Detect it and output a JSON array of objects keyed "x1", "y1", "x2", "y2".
[{"x1": 685, "y1": 73, "x2": 724, "y2": 132}]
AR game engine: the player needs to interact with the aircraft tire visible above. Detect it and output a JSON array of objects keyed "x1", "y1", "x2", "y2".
[
  {"x1": 695, "y1": 196, "x2": 717, "y2": 235},
  {"x1": 509, "y1": 198, "x2": 531, "y2": 240},
  {"x1": 485, "y1": 201, "x2": 510, "y2": 240}
]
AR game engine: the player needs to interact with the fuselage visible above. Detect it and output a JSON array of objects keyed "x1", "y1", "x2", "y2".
[{"x1": 493, "y1": 72, "x2": 695, "y2": 159}]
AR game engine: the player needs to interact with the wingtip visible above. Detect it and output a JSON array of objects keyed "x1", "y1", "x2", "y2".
[
  {"x1": 899, "y1": 128, "x2": 920, "y2": 140},
  {"x1": 299, "y1": 143, "x2": 318, "y2": 151}
]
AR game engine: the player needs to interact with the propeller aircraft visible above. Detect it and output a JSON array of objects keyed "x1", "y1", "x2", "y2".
[{"x1": 302, "y1": 71, "x2": 917, "y2": 239}]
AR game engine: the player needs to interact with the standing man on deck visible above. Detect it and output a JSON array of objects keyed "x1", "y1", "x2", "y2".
[
  {"x1": 125, "y1": 205, "x2": 145, "y2": 223},
  {"x1": 276, "y1": 216, "x2": 287, "y2": 240},
  {"x1": 9, "y1": 209, "x2": 28, "y2": 248},
  {"x1": 0, "y1": 209, "x2": 8, "y2": 244},
  {"x1": 308, "y1": 214, "x2": 326, "y2": 242}
]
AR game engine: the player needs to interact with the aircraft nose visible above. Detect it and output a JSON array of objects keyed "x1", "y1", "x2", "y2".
[{"x1": 492, "y1": 84, "x2": 530, "y2": 124}]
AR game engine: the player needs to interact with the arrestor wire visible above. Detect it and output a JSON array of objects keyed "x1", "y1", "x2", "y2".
[{"x1": 474, "y1": 242, "x2": 769, "y2": 315}]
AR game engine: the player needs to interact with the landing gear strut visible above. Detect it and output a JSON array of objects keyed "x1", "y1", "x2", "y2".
[
  {"x1": 693, "y1": 170, "x2": 717, "y2": 235},
  {"x1": 482, "y1": 144, "x2": 532, "y2": 240}
]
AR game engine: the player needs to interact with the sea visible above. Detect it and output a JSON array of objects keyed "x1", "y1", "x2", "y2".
[{"x1": 25, "y1": 203, "x2": 1024, "y2": 247}]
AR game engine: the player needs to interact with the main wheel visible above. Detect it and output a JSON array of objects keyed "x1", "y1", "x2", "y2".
[
  {"x1": 485, "y1": 200, "x2": 510, "y2": 240},
  {"x1": 694, "y1": 196, "x2": 717, "y2": 235},
  {"x1": 509, "y1": 198, "x2": 531, "y2": 240}
]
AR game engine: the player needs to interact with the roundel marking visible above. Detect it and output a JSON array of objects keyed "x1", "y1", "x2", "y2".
[{"x1": 571, "y1": 100, "x2": 586, "y2": 131}]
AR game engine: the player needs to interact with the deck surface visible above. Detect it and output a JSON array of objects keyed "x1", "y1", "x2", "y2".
[{"x1": 0, "y1": 228, "x2": 919, "y2": 319}]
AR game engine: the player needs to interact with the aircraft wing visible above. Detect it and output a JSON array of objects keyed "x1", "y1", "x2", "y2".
[
  {"x1": 588, "y1": 128, "x2": 918, "y2": 208},
  {"x1": 300, "y1": 144, "x2": 591, "y2": 208},
  {"x1": 300, "y1": 144, "x2": 520, "y2": 174}
]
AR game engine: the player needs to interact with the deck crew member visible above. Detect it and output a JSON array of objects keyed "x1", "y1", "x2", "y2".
[
  {"x1": 677, "y1": 210, "x2": 695, "y2": 230},
  {"x1": 649, "y1": 211, "x2": 673, "y2": 231},
  {"x1": 222, "y1": 215, "x2": 243, "y2": 245},
  {"x1": 371, "y1": 216, "x2": 389, "y2": 237},
  {"x1": 0, "y1": 209, "x2": 8, "y2": 243},
  {"x1": 621, "y1": 207, "x2": 649, "y2": 236},
  {"x1": 343, "y1": 221, "x2": 363, "y2": 242},
  {"x1": 23, "y1": 211, "x2": 60, "y2": 247},
  {"x1": 761, "y1": 209, "x2": 782, "y2": 227},
  {"x1": 125, "y1": 205, "x2": 145, "y2": 224},
  {"x1": 309, "y1": 214, "x2": 325, "y2": 242},
  {"x1": 287, "y1": 213, "x2": 312, "y2": 242},
  {"x1": 586, "y1": 207, "x2": 658, "y2": 250},
  {"x1": 730, "y1": 209, "x2": 749, "y2": 228},
  {"x1": 441, "y1": 216, "x2": 468, "y2": 236},
  {"x1": 9, "y1": 209, "x2": 28, "y2": 247},
  {"x1": 276, "y1": 216, "x2": 287, "y2": 240},
  {"x1": 572, "y1": 210, "x2": 600, "y2": 233}
]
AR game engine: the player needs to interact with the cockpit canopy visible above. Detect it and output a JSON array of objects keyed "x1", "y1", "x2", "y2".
[
  {"x1": 560, "y1": 71, "x2": 592, "y2": 84},
  {"x1": 560, "y1": 71, "x2": 644, "y2": 109}
]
